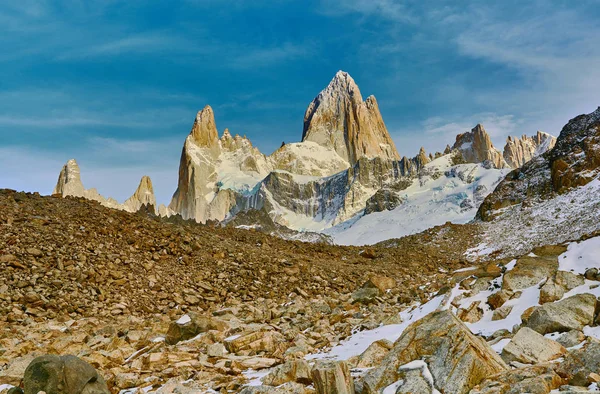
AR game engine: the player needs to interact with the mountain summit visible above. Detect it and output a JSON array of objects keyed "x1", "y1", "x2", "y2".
[{"x1": 302, "y1": 71, "x2": 400, "y2": 164}]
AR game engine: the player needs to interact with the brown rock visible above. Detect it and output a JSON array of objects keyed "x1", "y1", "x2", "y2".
[{"x1": 311, "y1": 361, "x2": 355, "y2": 394}]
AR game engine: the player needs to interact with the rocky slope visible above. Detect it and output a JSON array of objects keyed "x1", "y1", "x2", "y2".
[
  {"x1": 3, "y1": 189, "x2": 600, "y2": 393},
  {"x1": 0, "y1": 189, "x2": 482, "y2": 392},
  {"x1": 474, "y1": 107, "x2": 600, "y2": 257}
]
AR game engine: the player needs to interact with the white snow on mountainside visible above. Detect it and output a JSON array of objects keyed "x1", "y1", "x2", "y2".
[{"x1": 325, "y1": 155, "x2": 509, "y2": 246}]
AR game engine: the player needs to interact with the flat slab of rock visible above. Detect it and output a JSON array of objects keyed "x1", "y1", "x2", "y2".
[
  {"x1": 361, "y1": 310, "x2": 508, "y2": 394},
  {"x1": 525, "y1": 293, "x2": 596, "y2": 334},
  {"x1": 501, "y1": 327, "x2": 566, "y2": 364},
  {"x1": 503, "y1": 256, "x2": 558, "y2": 291}
]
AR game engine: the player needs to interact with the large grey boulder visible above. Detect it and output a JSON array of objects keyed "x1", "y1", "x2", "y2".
[
  {"x1": 502, "y1": 256, "x2": 558, "y2": 291},
  {"x1": 23, "y1": 354, "x2": 109, "y2": 394},
  {"x1": 361, "y1": 310, "x2": 508, "y2": 394},
  {"x1": 501, "y1": 327, "x2": 566, "y2": 364},
  {"x1": 556, "y1": 341, "x2": 600, "y2": 386},
  {"x1": 525, "y1": 293, "x2": 596, "y2": 334}
]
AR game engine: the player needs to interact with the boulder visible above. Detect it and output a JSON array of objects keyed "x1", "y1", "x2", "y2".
[
  {"x1": 555, "y1": 271, "x2": 584, "y2": 291},
  {"x1": 361, "y1": 310, "x2": 508, "y2": 393},
  {"x1": 225, "y1": 330, "x2": 288, "y2": 356},
  {"x1": 556, "y1": 341, "x2": 600, "y2": 386},
  {"x1": 556, "y1": 330, "x2": 585, "y2": 348},
  {"x1": 470, "y1": 363, "x2": 565, "y2": 394},
  {"x1": 165, "y1": 313, "x2": 230, "y2": 345},
  {"x1": 364, "y1": 275, "x2": 395, "y2": 293},
  {"x1": 351, "y1": 287, "x2": 379, "y2": 305},
  {"x1": 241, "y1": 382, "x2": 314, "y2": 394},
  {"x1": 501, "y1": 327, "x2": 566, "y2": 364},
  {"x1": 488, "y1": 290, "x2": 513, "y2": 310},
  {"x1": 457, "y1": 301, "x2": 484, "y2": 323},
  {"x1": 392, "y1": 361, "x2": 437, "y2": 393},
  {"x1": 311, "y1": 361, "x2": 355, "y2": 394},
  {"x1": 263, "y1": 360, "x2": 312, "y2": 386},
  {"x1": 502, "y1": 256, "x2": 558, "y2": 291},
  {"x1": 539, "y1": 279, "x2": 564, "y2": 304},
  {"x1": 349, "y1": 339, "x2": 392, "y2": 369},
  {"x1": 23, "y1": 354, "x2": 109, "y2": 394},
  {"x1": 525, "y1": 293, "x2": 596, "y2": 334}
]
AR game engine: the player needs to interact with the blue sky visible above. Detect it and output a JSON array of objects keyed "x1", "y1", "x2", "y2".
[{"x1": 1, "y1": 0, "x2": 600, "y2": 205}]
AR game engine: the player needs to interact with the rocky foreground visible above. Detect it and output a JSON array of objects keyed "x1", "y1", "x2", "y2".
[
  {"x1": 0, "y1": 189, "x2": 478, "y2": 393},
  {"x1": 3, "y1": 190, "x2": 600, "y2": 393}
]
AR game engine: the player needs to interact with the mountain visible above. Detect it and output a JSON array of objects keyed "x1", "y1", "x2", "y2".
[
  {"x1": 503, "y1": 131, "x2": 557, "y2": 168},
  {"x1": 166, "y1": 71, "x2": 403, "y2": 226},
  {"x1": 123, "y1": 175, "x2": 157, "y2": 213},
  {"x1": 49, "y1": 72, "x2": 559, "y2": 246},
  {"x1": 301, "y1": 70, "x2": 400, "y2": 164},
  {"x1": 53, "y1": 159, "x2": 157, "y2": 214},
  {"x1": 326, "y1": 151, "x2": 509, "y2": 245},
  {"x1": 475, "y1": 107, "x2": 600, "y2": 257},
  {"x1": 452, "y1": 124, "x2": 508, "y2": 169}
]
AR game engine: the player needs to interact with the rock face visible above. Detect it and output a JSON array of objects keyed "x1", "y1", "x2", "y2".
[
  {"x1": 53, "y1": 159, "x2": 86, "y2": 197},
  {"x1": 123, "y1": 176, "x2": 157, "y2": 214},
  {"x1": 361, "y1": 310, "x2": 508, "y2": 394},
  {"x1": 501, "y1": 327, "x2": 566, "y2": 364},
  {"x1": 452, "y1": 124, "x2": 508, "y2": 169},
  {"x1": 311, "y1": 361, "x2": 355, "y2": 394},
  {"x1": 478, "y1": 107, "x2": 600, "y2": 221},
  {"x1": 53, "y1": 159, "x2": 157, "y2": 214},
  {"x1": 525, "y1": 293, "x2": 596, "y2": 334},
  {"x1": 301, "y1": 71, "x2": 400, "y2": 164},
  {"x1": 503, "y1": 131, "x2": 556, "y2": 169}
]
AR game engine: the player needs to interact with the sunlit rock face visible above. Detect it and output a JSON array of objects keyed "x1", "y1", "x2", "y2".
[{"x1": 302, "y1": 70, "x2": 400, "y2": 165}]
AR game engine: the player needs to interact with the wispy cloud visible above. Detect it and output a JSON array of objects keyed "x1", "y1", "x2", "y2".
[
  {"x1": 228, "y1": 42, "x2": 310, "y2": 69},
  {"x1": 424, "y1": 113, "x2": 522, "y2": 145},
  {"x1": 55, "y1": 32, "x2": 202, "y2": 61},
  {"x1": 318, "y1": 0, "x2": 417, "y2": 23}
]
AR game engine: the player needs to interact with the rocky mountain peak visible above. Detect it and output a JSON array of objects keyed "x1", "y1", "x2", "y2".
[
  {"x1": 325, "y1": 70, "x2": 363, "y2": 103},
  {"x1": 503, "y1": 131, "x2": 557, "y2": 169},
  {"x1": 453, "y1": 124, "x2": 508, "y2": 169},
  {"x1": 124, "y1": 175, "x2": 157, "y2": 213},
  {"x1": 52, "y1": 159, "x2": 85, "y2": 197},
  {"x1": 190, "y1": 105, "x2": 219, "y2": 149},
  {"x1": 301, "y1": 71, "x2": 400, "y2": 164}
]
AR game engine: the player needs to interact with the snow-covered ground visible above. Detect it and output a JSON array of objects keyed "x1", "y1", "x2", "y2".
[
  {"x1": 325, "y1": 155, "x2": 508, "y2": 246},
  {"x1": 475, "y1": 178, "x2": 600, "y2": 258},
  {"x1": 302, "y1": 237, "x2": 600, "y2": 367}
]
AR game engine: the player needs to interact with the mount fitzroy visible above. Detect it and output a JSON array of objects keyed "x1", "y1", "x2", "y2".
[{"x1": 54, "y1": 71, "x2": 556, "y2": 244}]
